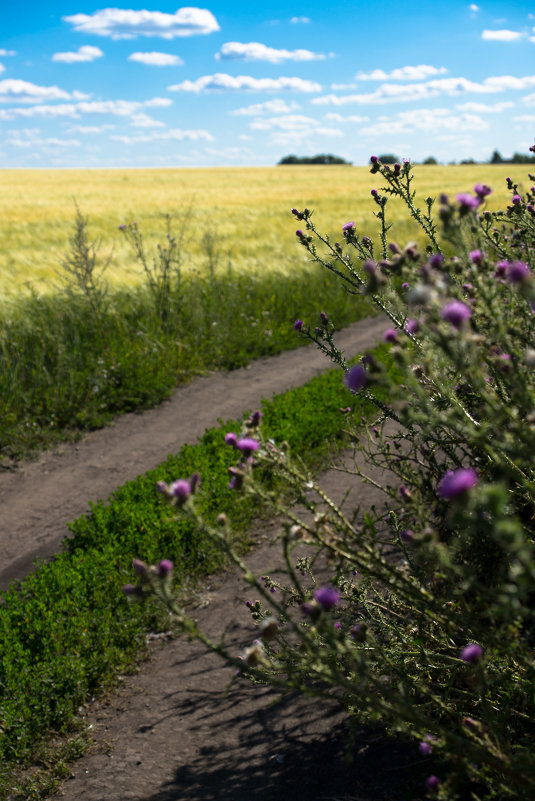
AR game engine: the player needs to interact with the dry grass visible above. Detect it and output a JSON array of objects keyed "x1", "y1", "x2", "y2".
[{"x1": 0, "y1": 164, "x2": 524, "y2": 296}]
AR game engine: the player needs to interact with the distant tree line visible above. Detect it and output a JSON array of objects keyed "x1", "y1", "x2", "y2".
[{"x1": 277, "y1": 154, "x2": 352, "y2": 165}]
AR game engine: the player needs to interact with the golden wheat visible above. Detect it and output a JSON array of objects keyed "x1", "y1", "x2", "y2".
[{"x1": 0, "y1": 165, "x2": 524, "y2": 296}]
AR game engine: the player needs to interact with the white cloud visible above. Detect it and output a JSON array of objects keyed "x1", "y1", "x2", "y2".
[
  {"x1": 215, "y1": 41, "x2": 325, "y2": 63},
  {"x1": 290, "y1": 17, "x2": 310, "y2": 24},
  {"x1": 0, "y1": 97, "x2": 172, "y2": 120},
  {"x1": 358, "y1": 108, "x2": 488, "y2": 136},
  {"x1": 331, "y1": 82, "x2": 357, "y2": 90},
  {"x1": 110, "y1": 128, "x2": 213, "y2": 143},
  {"x1": 455, "y1": 101, "x2": 514, "y2": 112},
  {"x1": 470, "y1": 4, "x2": 479, "y2": 11},
  {"x1": 513, "y1": 114, "x2": 535, "y2": 121},
  {"x1": 250, "y1": 114, "x2": 323, "y2": 131},
  {"x1": 323, "y1": 112, "x2": 369, "y2": 122},
  {"x1": 130, "y1": 112, "x2": 166, "y2": 127},
  {"x1": 312, "y1": 73, "x2": 535, "y2": 106},
  {"x1": 64, "y1": 7, "x2": 220, "y2": 39},
  {"x1": 128, "y1": 51, "x2": 183, "y2": 66},
  {"x1": 169, "y1": 73, "x2": 322, "y2": 92},
  {"x1": 7, "y1": 130, "x2": 81, "y2": 147},
  {"x1": 0, "y1": 64, "x2": 4, "y2": 75},
  {"x1": 0, "y1": 49, "x2": 16, "y2": 56},
  {"x1": 356, "y1": 65, "x2": 448, "y2": 81},
  {"x1": 66, "y1": 124, "x2": 115, "y2": 133},
  {"x1": 231, "y1": 98, "x2": 300, "y2": 115},
  {"x1": 248, "y1": 114, "x2": 343, "y2": 146},
  {"x1": 52, "y1": 45, "x2": 104, "y2": 63},
  {"x1": 0, "y1": 79, "x2": 72, "y2": 103},
  {"x1": 482, "y1": 29, "x2": 524, "y2": 41}
]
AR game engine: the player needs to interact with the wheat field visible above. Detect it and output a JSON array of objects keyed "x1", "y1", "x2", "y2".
[{"x1": 0, "y1": 165, "x2": 524, "y2": 296}]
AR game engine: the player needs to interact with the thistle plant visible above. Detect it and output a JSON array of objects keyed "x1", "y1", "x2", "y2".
[{"x1": 127, "y1": 147, "x2": 535, "y2": 800}]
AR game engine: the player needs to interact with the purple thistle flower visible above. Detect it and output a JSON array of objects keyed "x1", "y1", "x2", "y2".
[
  {"x1": 157, "y1": 559, "x2": 173, "y2": 578},
  {"x1": 132, "y1": 558, "x2": 148, "y2": 577},
  {"x1": 419, "y1": 741, "x2": 433, "y2": 756},
  {"x1": 293, "y1": 319, "x2": 304, "y2": 331},
  {"x1": 383, "y1": 328, "x2": 398, "y2": 343},
  {"x1": 469, "y1": 249, "x2": 483, "y2": 264},
  {"x1": 236, "y1": 437, "x2": 260, "y2": 457},
  {"x1": 474, "y1": 183, "x2": 492, "y2": 199},
  {"x1": 461, "y1": 643, "x2": 483, "y2": 663},
  {"x1": 512, "y1": 194, "x2": 522, "y2": 205},
  {"x1": 344, "y1": 364, "x2": 367, "y2": 393},
  {"x1": 314, "y1": 585, "x2": 340, "y2": 611},
  {"x1": 438, "y1": 468, "x2": 478, "y2": 499},
  {"x1": 456, "y1": 192, "x2": 480, "y2": 211},
  {"x1": 170, "y1": 479, "x2": 191, "y2": 502},
  {"x1": 342, "y1": 221, "x2": 355, "y2": 236},
  {"x1": 401, "y1": 281, "x2": 409, "y2": 290},
  {"x1": 440, "y1": 300, "x2": 472, "y2": 329},
  {"x1": 429, "y1": 252, "x2": 444, "y2": 268},
  {"x1": 494, "y1": 260, "x2": 508, "y2": 279},
  {"x1": 507, "y1": 260, "x2": 531, "y2": 284},
  {"x1": 400, "y1": 529, "x2": 414, "y2": 543},
  {"x1": 118, "y1": 223, "x2": 126, "y2": 230},
  {"x1": 425, "y1": 775, "x2": 440, "y2": 792},
  {"x1": 225, "y1": 432, "x2": 238, "y2": 447},
  {"x1": 295, "y1": 229, "x2": 304, "y2": 237},
  {"x1": 405, "y1": 318, "x2": 419, "y2": 335},
  {"x1": 122, "y1": 583, "x2": 137, "y2": 596},
  {"x1": 370, "y1": 155, "x2": 379, "y2": 164}
]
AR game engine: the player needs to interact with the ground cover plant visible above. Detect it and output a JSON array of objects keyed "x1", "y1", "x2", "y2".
[
  {"x1": 131, "y1": 148, "x2": 535, "y2": 800},
  {"x1": 0, "y1": 353, "x2": 395, "y2": 801}
]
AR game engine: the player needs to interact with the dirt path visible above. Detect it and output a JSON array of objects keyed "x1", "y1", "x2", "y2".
[
  {"x1": 0, "y1": 315, "x2": 387, "y2": 591},
  {"x1": 2, "y1": 314, "x2": 420, "y2": 801},
  {"x1": 56, "y1": 458, "x2": 411, "y2": 801}
]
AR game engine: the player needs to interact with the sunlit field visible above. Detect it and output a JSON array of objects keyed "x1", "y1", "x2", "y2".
[{"x1": 0, "y1": 164, "x2": 524, "y2": 296}]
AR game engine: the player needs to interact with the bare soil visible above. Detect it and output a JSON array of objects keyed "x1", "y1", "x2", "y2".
[{"x1": 0, "y1": 316, "x2": 425, "y2": 800}]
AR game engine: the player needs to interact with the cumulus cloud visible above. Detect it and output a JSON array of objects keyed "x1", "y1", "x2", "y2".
[
  {"x1": 470, "y1": 4, "x2": 479, "y2": 11},
  {"x1": 130, "y1": 112, "x2": 166, "y2": 127},
  {"x1": 455, "y1": 100, "x2": 514, "y2": 112},
  {"x1": 0, "y1": 97, "x2": 172, "y2": 120},
  {"x1": 52, "y1": 45, "x2": 104, "y2": 63},
  {"x1": 110, "y1": 128, "x2": 213, "y2": 143},
  {"x1": 356, "y1": 65, "x2": 448, "y2": 81},
  {"x1": 312, "y1": 73, "x2": 535, "y2": 106},
  {"x1": 0, "y1": 79, "x2": 72, "y2": 103},
  {"x1": 231, "y1": 98, "x2": 300, "y2": 115},
  {"x1": 66, "y1": 124, "x2": 115, "y2": 133},
  {"x1": 323, "y1": 112, "x2": 369, "y2": 122},
  {"x1": 168, "y1": 73, "x2": 322, "y2": 92},
  {"x1": 215, "y1": 41, "x2": 325, "y2": 63},
  {"x1": 482, "y1": 29, "x2": 524, "y2": 41},
  {"x1": 290, "y1": 17, "x2": 310, "y2": 24},
  {"x1": 0, "y1": 64, "x2": 4, "y2": 75},
  {"x1": 63, "y1": 7, "x2": 220, "y2": 39},
  {"x1": 0, "y1": 49, "x2": 16, "y2": 56},
  {"x1": 128, "y1": 51, "x2": 183, "y2": 65},
  {"x1": 7, "y1": 130, "x2": 81, "y2": 147},
  {"x1": 358, "y1": 108, "x2": 488, "y2": 136},
  {"x1": 250, "y1": 114, "x2": 323, "y2": 131}
]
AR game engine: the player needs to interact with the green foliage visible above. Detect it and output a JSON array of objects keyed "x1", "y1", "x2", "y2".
[
  {"x1": 0, "y1": 229, "x2": 373, "y2": 461},
  {"x1": 278, "y1": 154, "x2": 352, "y2": 165}
]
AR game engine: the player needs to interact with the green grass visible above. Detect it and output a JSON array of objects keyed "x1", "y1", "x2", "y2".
[
  {"x1": 0, "y1": 253, "x2": 374, "y2": 462},
  {"x1": 0, "y1": 344, "x2": 396, "y2": 800}
]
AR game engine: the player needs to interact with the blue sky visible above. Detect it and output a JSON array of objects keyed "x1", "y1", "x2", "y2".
[{"x1": 1, "y1": 1, "x2": 534, "y2": 167}]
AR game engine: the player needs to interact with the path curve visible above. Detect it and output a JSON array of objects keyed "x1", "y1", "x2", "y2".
[{"x1": 0, "y1": 315, "x2": 386, "y2": 591}]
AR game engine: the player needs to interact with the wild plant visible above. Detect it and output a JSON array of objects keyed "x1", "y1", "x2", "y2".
[{"x1": 119, "y1": 145, "x2": 535, "y2": 798}]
